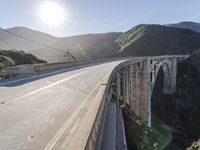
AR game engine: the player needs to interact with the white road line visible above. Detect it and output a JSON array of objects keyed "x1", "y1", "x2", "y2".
[
  {"x1": 0, "y1": 63, "x2": 95, "y2": 86},
  {"x1": 5, "y1": 69, "x2": 89, "y2": 104},
  {"x1": 60, "y1": 118, "x2": 80, "y2": 149},
  {"x1": 43, "y1": 76, "x2": 107, "y2": 150}
]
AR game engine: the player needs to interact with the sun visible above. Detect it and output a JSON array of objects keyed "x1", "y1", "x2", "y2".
[{"x1": 38, "y1": 1, "x2": 66, "y2": 26}]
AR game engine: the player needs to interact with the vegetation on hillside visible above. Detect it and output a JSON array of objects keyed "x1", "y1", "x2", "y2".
[
  {"x1": 168, "y1": 21, "x2": 200, "y2": 33},
  {"x1": 0, "y1": 49, "x2": 46, "y2": 71},
  {"x1": 2, "y1": 24, "x2": 200, "y2": 62},
  {"x1": 124, "y1": 113, "x2": 172, "y2": 150},
  {"x1": 151, "y1": 49, "x2": 200, "y2": 149},
  {"x1": 116, "y1": 24, "x2": 200, "y2": 57}
]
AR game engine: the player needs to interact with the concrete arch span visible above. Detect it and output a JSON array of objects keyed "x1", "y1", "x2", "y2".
[{"x1": 109, "y1": 56, "x2": 188, "y2": 127}]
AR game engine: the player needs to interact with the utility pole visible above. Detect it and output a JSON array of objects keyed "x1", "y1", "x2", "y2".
[
  {"x1": 64, "y1": 49, "x2": 71, "y2": 62},
  {"x1": 68, "y1": 49, "x2": 71, "y2": 62}
]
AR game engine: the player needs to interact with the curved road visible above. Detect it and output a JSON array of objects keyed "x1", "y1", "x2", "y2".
[{"x1": 0, "y1": 61, "x2": 123, "y2": 150}]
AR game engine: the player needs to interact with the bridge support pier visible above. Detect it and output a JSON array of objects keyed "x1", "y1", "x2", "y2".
[
  {"x1": 116, "y1": 72, "x2": 121, "y2": 108},
  {"x1": 110, "y1": 56, "x2": 188, "y2": 127}
]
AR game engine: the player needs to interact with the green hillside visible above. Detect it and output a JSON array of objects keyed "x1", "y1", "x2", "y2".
[
  {"x1": 115, "y1": 24, "x2": 200, "y2": 57},
  {"x1": 2, "y1": 24, "x2": 200, "y2": 62},
  {"x1": 168, "y1": 21, "x2": 200, "y2": 33},
  {"x1": 0, "y1": 49, "x2": 46, "y2": 71}
]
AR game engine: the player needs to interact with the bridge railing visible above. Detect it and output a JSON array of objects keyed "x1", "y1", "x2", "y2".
[
  {"x1": 0, "y1": 55, "x2": 190, "y2": 149},
  {"x1": 0, "y1": 57, "x2": 133, "y2": 79},
  {"x1": 84, "y1": 60, "x2": 132, "y2": 150},
  {"x1": 84, "y1": 55, "x2": 189, "y2": 149}
]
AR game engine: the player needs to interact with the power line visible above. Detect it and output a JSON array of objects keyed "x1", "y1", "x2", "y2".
[
  {"x1": 0, "y1": 27, "x2": 76, "y2": 61},
  {"x1": 0, "y1": 37, "x2": 65, "y2": 58},
  {"x1": 0, "y1": 35, "x2": 15, "y2": 48},
  {"x1": 31, "y1": 52, "x2": 66, "y2": 58}
]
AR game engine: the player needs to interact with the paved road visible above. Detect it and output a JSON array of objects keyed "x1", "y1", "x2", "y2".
[{"x1": 0, "y1": 61, "x2": 123, "y2": 150}]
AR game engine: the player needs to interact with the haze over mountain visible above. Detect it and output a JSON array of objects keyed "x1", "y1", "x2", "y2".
[
  {"x1": 0, "y1": 27, "x2": 122, "y2": 62},
  {"x1": 168, "y1": 21, "x2": 200, "y2": 33},
  {"x1": 32, "y1": 32, "x2": 122, "y2": 62},
  {"x1": 0, "y1": 27, "x2": 59, "y2": 51},
  {"x1": 1, "y1": 22, "x2": 200, "y2": 63}
]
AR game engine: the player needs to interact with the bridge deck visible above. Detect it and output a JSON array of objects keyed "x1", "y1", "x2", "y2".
[{"x1": 0, "y1": 61, "x2": 123, "y2": 150}]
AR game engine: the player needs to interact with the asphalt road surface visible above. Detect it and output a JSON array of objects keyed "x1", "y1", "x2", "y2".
[{"x1": 0, "y1": 61, "x2": 123, "y2": 150}]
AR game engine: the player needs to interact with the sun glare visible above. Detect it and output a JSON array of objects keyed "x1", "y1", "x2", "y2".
[{"x1": 38, "y1": 1, "x2": 67, "y2": 26}]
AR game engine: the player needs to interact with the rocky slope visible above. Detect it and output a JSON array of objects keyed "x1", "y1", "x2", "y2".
[{"x1": 151, "y1": 50, "x2": 200, "y2": 149}]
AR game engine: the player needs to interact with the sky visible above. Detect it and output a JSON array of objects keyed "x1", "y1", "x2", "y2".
[{"x1": 0, "y1": 0, "x2": 200, "y2": 37}]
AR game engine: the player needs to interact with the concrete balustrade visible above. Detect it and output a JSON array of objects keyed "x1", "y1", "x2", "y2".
[{"x1": 0, "y1": 57, "x2": 133, "y2": 80}]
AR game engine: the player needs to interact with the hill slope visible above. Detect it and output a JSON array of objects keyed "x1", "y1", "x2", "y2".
[
  {"x1": 168, "y1": 21, "x2": 200, "y2": 33},
  {"x1": 29, "y1": 32, "x2": 122, "y2": 62},
  {"x1": 116, "y1": 24, "x2": 200, "y2": 57},
  {"x1": 50, "y1": 32, "x2": 121, "y2": 60},
  {"x1": 0, "y1": 27, "x2": 122, "y2": 62},
  {"x1": 2, "y1": 24, "x2": 200, "y2": 62},
  {"x1": 0, "y1": 27, "x2": 59, "y2": 52},
  {"x1": 0, "y1": 49, "x2": 46, "y2": 71}
]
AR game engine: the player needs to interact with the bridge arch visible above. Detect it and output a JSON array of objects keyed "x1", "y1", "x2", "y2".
[
  {"x1": 108, "y1": 56, "x2": 188, "y2": 127},
  {"x1": 151, "y1": 60, "x2": 172, "y2": 94}
]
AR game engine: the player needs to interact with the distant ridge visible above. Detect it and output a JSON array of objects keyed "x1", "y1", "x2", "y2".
[
  {"x1": 1, "y1": 22, "x2": 200, "y2": 63},
  {"x1": 168, "y1": 21, "x2": 200, "y2": 33},
  {"x1": 0, "y1": 27, "x2": 122, "y2": 62},
  {"x1": 115, "y1": 24, "x2": 200, "y2": 57}
]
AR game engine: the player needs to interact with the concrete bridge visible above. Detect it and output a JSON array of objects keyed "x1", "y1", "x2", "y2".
[
  {"x1": 0, "y1": 55, "x2": 188, "y2": 150},
  {"x1": 108, "y1": 55, "x2": 188, "y2": 127}
]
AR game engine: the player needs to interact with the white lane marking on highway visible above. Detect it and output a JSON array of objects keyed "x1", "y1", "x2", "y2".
[
  {"x1": 0, "y1": 63, "x2": 94, "y2": 86},
  {"x1": 4, "y1": 70, "x2": 89, "y2": 104},
  {"x1": 43, "y1": 76, "x2": 107, "y2": 150},
  {"x1": 57, "y1": 86, "x2": 86, "y2": 96},
  {"x1": 60, "y1": 118, "x2": 80, "y2": 149}
]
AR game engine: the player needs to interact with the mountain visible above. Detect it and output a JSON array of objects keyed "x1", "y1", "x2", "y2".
[
  {"x1": 0, "y1": 27, "x2": 59, "y2": 52},
  {"x1": 0, "y1": 49, "x2": 46, "y2": 71},
  {"x1": 0, "y1": 27, "x2": 122, "y2": 62},
  {"x1": 168, "y1": 21, "x2": 200, "y2": 33},
  {"x1": 1, "y1": 24, "x2": 200, "y2": 63},
  {"x1": 31, "y1": 32, "x2": 122, "y2": 62},
  {"x1": 115, "y1": 24, "x2": 200, "y2": 57}
]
